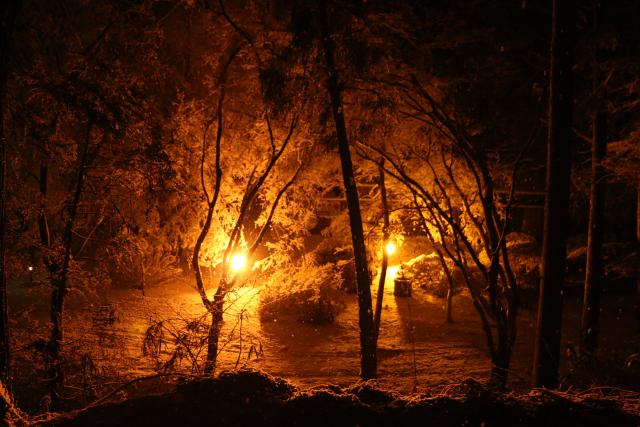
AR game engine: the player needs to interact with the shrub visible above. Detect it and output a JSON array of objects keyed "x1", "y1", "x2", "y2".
[
  {"x1": 259, "y1": 262, "x2": 345, "y2": 325},
  {"x1": 111, "y1": 244, "x2": 182, "y2": 291},
  {"x1": 402, "y1": 253, "x2": 459, "y2": 297}
]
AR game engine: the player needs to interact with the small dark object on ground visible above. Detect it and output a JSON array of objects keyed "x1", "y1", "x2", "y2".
[{"x1": 394, "y1": 278, "x2": 412, "y2": 297}]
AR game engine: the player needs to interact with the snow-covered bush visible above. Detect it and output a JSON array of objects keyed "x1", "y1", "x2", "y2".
[
  {"x1": 259, "y1": 262, "x2": 345, "y2": 324},
  {"x1": 402, "y1": 253, "x2": 458, "y2": 297}
]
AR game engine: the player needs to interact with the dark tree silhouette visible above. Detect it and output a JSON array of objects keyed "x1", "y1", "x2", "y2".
[
  {"x1": 581, "y1": 0, "x2": 607, "y2": 353},
  {"x1": 48, "y1": 119, "x2": 94, "y2": 408},
  {"x1": 0, "y1": 0, "x2": 19, "y2": 388},
  {"x1": 319, "y1": 0, "x2": 377, "y2": 379},
  {"x1": 532, "y1": 0, "x2": 577, "y2": 388}
]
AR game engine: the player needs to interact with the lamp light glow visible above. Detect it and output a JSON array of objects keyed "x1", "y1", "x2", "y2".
[
  {"x1": 230, "y1": 254, "x2": 247, "y2": 272},
  {"x1": 385, "y1": 242, "x2": 396, "y2": 256}
]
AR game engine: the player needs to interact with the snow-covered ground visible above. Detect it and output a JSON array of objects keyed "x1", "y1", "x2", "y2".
[{"x1": 8, "y1": 267, "x2": 639, "y2": 410}]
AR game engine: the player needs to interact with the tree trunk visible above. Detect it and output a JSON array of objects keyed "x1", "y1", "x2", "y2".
[
  {"x1": 411, "y1": 195, "x2": 455, "y2": 322},
  {"x1": 192, "y1": 201, "x2": 218, "y2": 374},
  {"x1": 38, "y1": 160, "x2": 51, "y2": 247},
  {"x1": 191, "y1": 44, "x2": 240, "y2": 374},
  {"x1": 445, "y1": 280, "x2": 454, "y2": 324},
  {"x1": 0, "y1": 0, "x2": 19, "y2": 387},
  {"x1": 140, "y1": 256, "x2": 146, "y2": 297},
  {"x1": 373, "y1": 164, "x2": 389, "y2": 345},
  {"x1": 636, "y1": 179, "x2": 640, "y2": 334},
  {"x1": 532, "y1": 0, "x2": 576, "y2": 389},
  {"x1": 637, "y1": 179, "x2": 640, "y2": 245},
  {"x1": 0, "y1": 93, "x2": 7, "y2": 390},
  {"x1": 48, "y1": 121, "x2": 92, "y2": 410},
  {"x1": 581, "y1": 111, "x2": 606, "y2": 352},
  {"x1": 491, "y1": 333, "x2": 511, "y2": 389},
  {"x1": 581, "y1": 0, "x2": 607, "y2": 354},
  {"x1": 204, "y1": 295, "x2": 224, "y2": 375},
  {"x1": 0, "y1": 51, "x2": 8, "y2": 389},
  {"x1": 320, "y1": 1, "x2": 376, "y2": 379}
]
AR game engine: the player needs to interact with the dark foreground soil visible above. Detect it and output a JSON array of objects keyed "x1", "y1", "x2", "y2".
[{"x1": 9, "y1": 370, "x2": 638, "y2": 427}]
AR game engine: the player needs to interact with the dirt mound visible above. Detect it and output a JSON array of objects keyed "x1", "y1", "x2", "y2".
[{"x1": 34, "y1": 370, "x2": 638, "y2": 426}]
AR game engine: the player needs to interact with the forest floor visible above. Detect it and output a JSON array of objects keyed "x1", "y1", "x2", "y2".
[{"x1": 7, "y1": 266, "x2": 640, "y2": 415}]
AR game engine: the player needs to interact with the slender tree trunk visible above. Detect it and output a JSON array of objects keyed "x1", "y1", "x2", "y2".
[
  {"x1": 532, "y1": 0, "x2": 576, "y2": 388},
  {"x1": 433, "y1": 247, "x2": 455, "y2": 324},
  {"x1": 410, "y1": 194, "x2": 455, "y2": 321},
  {"x1": 48, "y1": 121, "x2": 92, "y2": 410},
  {"x1": 373, "y1": 164, "x2": 389, "y2": 345},
  {"x1": 492, "y1": 332, "x2": 511, "y2": 389},
  {"x1": 581, "y1": 0, "x2": 607, "y2": 354},
  {"x1": 637, "y1": 180, "x2": 640, "y2": 245},
  {"x1": 192, "y1": 200, "x2": 220, "y2": 375},
  {"x1": 0, "y1": 57, "x2": 8, "y2": 390},
  {"x1": 200, "y1": 157, "x2": 300, "y2": 375},
  {"x1": 191, "y1": 44, "x2": 241, "y2": 375},
  {"x1": 320, "y1": 1, "x2": 376, "y2": 379},
  {"x1": 581, "y1": 113, "x2": 606, "y2": 352},
  {"x1": 636, "y1": 179, "x2": 640, "y2": 334},
  {"x1": 140, "y1": 256, "x2": 146, "y2": 297},
  {"x1": 0, "y1": 0, "x2": 19, "y2": 387},
  {"x1": 38, "y1": 160, "x2": 51, "y2": 248},
  {"x1": 204, "y1": 293, "x2": 225, "y2": 374},
  {"x1": 445, "y1": 277, "x2": 454, "y2": 323}
]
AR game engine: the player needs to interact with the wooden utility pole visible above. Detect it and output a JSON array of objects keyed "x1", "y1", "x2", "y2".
[{"x1": 532, "y1": 0, "x2": 576, "y2": 388}]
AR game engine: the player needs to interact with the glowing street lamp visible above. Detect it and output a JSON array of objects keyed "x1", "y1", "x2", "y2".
[
  {"x1": 385, "y1": 241, "x2": 396, "y2": 256},
  {"x1": 230, "y1": 254, "x2": 247, "y2": 273}
]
